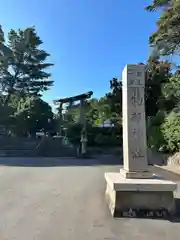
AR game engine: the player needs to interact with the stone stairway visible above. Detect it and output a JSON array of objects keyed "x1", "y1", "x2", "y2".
[
  {"x1": 37, "y1": 138, "x2": 76, "y2": 157},
  {"x1": 0, "y1": 137, "x2": 76, "y2": 157},
  {"x1": 0, "y1": 137, "x2": 40, "y2": 157}
]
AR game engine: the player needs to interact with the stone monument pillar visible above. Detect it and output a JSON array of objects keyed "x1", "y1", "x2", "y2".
[
  {"x1": 104, "y1": 64, "x2": 177, "y2": 218},
  {"x1": 120, "y1": 64, "x2": 151, "y2": 179}
]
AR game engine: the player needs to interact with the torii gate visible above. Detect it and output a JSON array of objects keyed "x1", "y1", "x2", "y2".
[{"x1": 53, "y1": 91, "x2": 93, "y2": 154}]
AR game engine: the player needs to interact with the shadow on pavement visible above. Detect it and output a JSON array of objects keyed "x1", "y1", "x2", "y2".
[
  {"x1": 150, "y1": 166, "x2": 180, "y2": 181},
  {"x1": 111, "y1": 199, "x2": 180, "y2": 222},
  {"x1": 1, "y1": 157, "x2": 180, "y2": 223},
  {"x1": 0, "y1": 157, "x2": 122, "y2": 167},
  {"x1": 169, "y1": 198, "x2": 180, "y2": 223}
]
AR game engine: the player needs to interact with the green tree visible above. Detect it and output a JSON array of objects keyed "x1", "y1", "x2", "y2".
[
  {"x1": 0, "y1": 25, "x2": 12, "y2": 64},
  {"x1": 146, "y1": 0, "x2": 172, "y2": 11},
  {"x1": 13, "y1": 97, "x2": 54, "y2": 136},
  {"x1": 66, "y1": 123, "x2": 82, "y2": 146},
  {"x1": 63, "y1": 102, "x2": 80, "y2": 125},
  {"x1": 146, "y1": 0, "x2": 180, "y2": 56},
  {"x1": 162, "y1": 71, "x2": 180, "y2": 107},
  {"x1": 59, "y1": 78, "x2": 122, "y2": 128},
  {"x1": 144, "y1": 1, "x2": 180, "y2": 152},
  {"x1": 161, "y1": 111, "x2": 180, "y2": 152},
  {"x1": 0, "y1": 100, "x2": 14, "y2": 128},
  {"x1": 145, "y1": 57, "x2": 173, "y2": 117},
  {"x1": 104, "y1": 78, "x2": 122, "y2": 126},
  {"x1": 85, "y1": 98, "x2": 103, "y2": 126},
  {"x1": 145, "y1": 56, "x2": 180, "y2": 151},
  {"x1": 63, "y1": 98, "x2": 102, "y2": 126},
  {"x1": 0, "y1": 25, "x2": 53, "y2": 104}
]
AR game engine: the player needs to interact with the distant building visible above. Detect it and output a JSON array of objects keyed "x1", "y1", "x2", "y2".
[{"x1": 100, "y1": 119, "x2": 114, "y2": 128}]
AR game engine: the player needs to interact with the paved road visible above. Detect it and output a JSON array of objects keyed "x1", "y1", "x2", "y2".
[{"x1": 0, "y1": 158, "x2": 180, "y2": 240}]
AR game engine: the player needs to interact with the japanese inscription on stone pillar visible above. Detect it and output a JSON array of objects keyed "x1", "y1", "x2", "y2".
[{"x1": 122, "y1": 65, "x2": 148, "y2": 172}]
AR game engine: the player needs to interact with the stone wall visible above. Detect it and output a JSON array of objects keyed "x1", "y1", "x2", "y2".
[
  {"x1": 147, "y1": 149, "x2": 170, "y2": 165},
  {"x1": 147, "y1": 149, "x2": 180, "y2": 166},
  {"x1": 167, "y1": 152, "x2": 180, "y2": 165},
  {"x1": 0, "y1": 136, "x2": 77, "y2": 157}
]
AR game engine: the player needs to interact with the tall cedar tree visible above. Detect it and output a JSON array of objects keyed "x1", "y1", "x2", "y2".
[{"x1": 0, "y1": 25, "x2": 53, "y2": 103}]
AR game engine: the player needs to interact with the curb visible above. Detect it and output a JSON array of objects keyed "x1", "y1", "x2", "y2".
[{"x1": 155, "y1": 164, "x2": 180, "y2": 176}]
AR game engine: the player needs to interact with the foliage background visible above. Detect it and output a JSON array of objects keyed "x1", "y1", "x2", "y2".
[{"x1": 1, "y1": 1, "x2": 180, "y2": 153}]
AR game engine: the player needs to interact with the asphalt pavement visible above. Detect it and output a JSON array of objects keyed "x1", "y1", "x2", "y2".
[{"x1": 0, "y1": 158, "x2": 180, "y2": 240}]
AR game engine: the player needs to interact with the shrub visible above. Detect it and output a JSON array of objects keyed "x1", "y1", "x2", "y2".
[
  {"x1": 95, "y1": 133, "x2": 120, "y2": 147},
  {"x1": 161, "y1": 111, "x2": 180, "y2": 152},
  {"x1": 147, "y1": 125, "x2": 166, "y2": 150},
  {"x1": 66, "y1": 123, "x2": 82, "y2": 146},
  {"x1": 147, "y1": 111, "x2": 166, "y2": 150},
  {"x1": 86, "y1": 124, "x2": 122, "y2": 146}
]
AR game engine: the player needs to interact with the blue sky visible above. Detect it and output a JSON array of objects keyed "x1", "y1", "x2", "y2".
[{"x1": 0, "y1": 0, "x2": 159, "y2": 107}]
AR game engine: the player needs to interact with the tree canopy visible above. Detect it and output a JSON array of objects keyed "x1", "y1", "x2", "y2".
[
  {"x1": 0, "y1": 25, "x2": 53, "y2": 104},
  {"x1": 1, "y1": 6, "x2": 180, "y2": 154},
  {"x1": 0, "y1": 25, "x2": 54, "y2": 136},
  {"x1": 146, "y1": 0, "x2": 180, "y2": 56}
]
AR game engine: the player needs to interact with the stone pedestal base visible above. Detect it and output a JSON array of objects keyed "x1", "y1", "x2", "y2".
[
  {"x1": 105, "y1": 172, "x2": 177, "y2": 218},
  {"x1": 120, "y1": 168, "x2": 152, "y2": 179}
]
